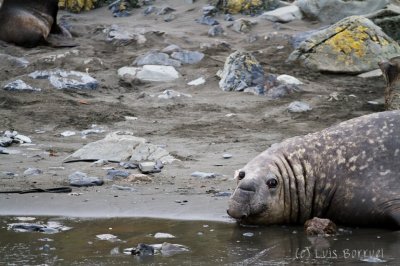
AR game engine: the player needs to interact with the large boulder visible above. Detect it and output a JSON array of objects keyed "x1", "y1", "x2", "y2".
[
  {"x1": 288, "y1": 16, "x2": 400, "y2": 73},
  {"x1": 217, "y1": 51, "x2": 264, "y2": 91},
  {"x1": 64, "y1": 132, "x2": 176, "y2": 164},
  {"x1": 212, "y1": 0, "x2": 280, "y2": 14},
  {"x1": 366, "y1": 4, "x2": 400, "y2": 43},
  {"x1": 296, "y1": 0, "x2": 390, "y2": 24}
]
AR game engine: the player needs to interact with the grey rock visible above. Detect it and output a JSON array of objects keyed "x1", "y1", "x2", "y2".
[
  {"x1": 243, "y1": 232, "x2": 254, "y2": 237},
  {"x1": 291, "y1": 28, "x2": 326, "y2": 49},
  {"x1": 14, "y1": 134, "x2": 32, "y2": 144},
  {"x1": 260, "y1": 5, "x2": 303, "y2": 23},
  {"x1": 218, "y1": 51, "x2": 264, "y2": 91},
  {"x1": 266, "y1": 84, "x2": 301, "y2": 99},
  {"x1": 23, "y1": 168, "x2": 42, "y2": 176},
  {"x1": 162, "y1": 44, "x2": 182, "y2": 54},
  {"x1": 131, "y1": 243, "x2": 155, "y2": 256},
  {"x1": 119, "y1": 162, "x2": 138, "y2": 169},
  {"x1": 0, "y1": 137, "x2": 13, "y2": 147},
  {"x1": 160, "y1": 242, "x2": 189, "y2": 256},
  {"x1": 287, "y1": 101, "x2": 312, "y2": 113},
  {"x1": 296, "y1": 0, "x2": 389, "y2": 24},
  {"x1": 111, "y1": 184, "x2": 136, "y2": 191},
  {"x1": 244, "y1": 86, "x2": 265, "y2": 96},
  {"x1": 157, "y1": 89, "x2": 192, "y2": 99},
  {"x1": 139, "y1": 161, "x2": 162, "y2": 174},
  {"x1": 8, "y1": 221, "x2": 71, "y2": 234},
  {"x1": 29, "y1": 69, "x2": 98, "y2": 90},
  {"x1": 214, "y1": 191, "x2": 232, "y2": 197},
  {"x1": 277, "y1": 74, "x2": 303, "y2": 85},
  {"x1": 118, "y1": 65, "x2": 180, "y2": 82},
  {"x1": 191, "y1": 171, "x2": 216, "y2": 179},
  {"x1": 195, "y1": 16, "x2": 219, "y2": 26},
  {"x1": 157, "y1": 6, "x2": 175, "y2": 15},
  {"x1": 358, "y1": 69, "x2": 383, "y2": 78},
  {"x1": 68, "y1": 171, "x2": 104, "y2": 187},
  {"x1": 134, "y1": 52, "x2": 181, "y2": 67},
  {"x1": 231, "y1": 19, "x2": 253, "y2": 33},
  {"x1": 143, "y1": 6, "x2": 157, "y2": 15},
  {"x1": 208, "y1": 25, "x2": 224, "y2": 37},
  {"x1": 3, "y1": 80, "x2": 41, "y2": 92},
  {"x1": 288, "y1": 16, "x2": 400, "y2": 73},
  {"x1": 106, "y1": 170, "x2": 130, "y2": 180},
  {"x1": 368, "y1": 4, "x2": 400, "y2": 43},
  {"x1": 203, "y1": 5, "x2": 218, "y2": 16},
  {"x1": 163, "y1": 14, "x2": 176, "y2": 22},
  {"x1": 222, "y1": 153, "x2": 232, "y2": 159},
  {"x1": 224, "y1": 14, "x2": 234, "y2": 21},
  {"x1": 0, "y1": 54, "x2": 29, "y2": 68},
  {"x1": 65, "y1": 132, "x2": 176, "y2": 164},
  {"x1": 105, "y1": 25, "x2": 146, "y2": 46},
  {"x1": 171, "y1": 51, "x2": 204, "y2": 64}
]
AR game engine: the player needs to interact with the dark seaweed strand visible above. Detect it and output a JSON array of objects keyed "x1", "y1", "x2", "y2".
[{"x1": 283, "y1": 153, "x2": 301, "y2": 224}]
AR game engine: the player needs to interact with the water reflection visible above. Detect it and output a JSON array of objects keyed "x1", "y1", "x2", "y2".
[{"x1": 0, "y1": 217, "x2": 399, "y2": 265}]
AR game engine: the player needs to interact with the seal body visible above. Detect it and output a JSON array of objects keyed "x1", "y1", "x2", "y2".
[
  {"x1": 227, "y1": 111, "x2": 400, "y2": 228},
  {"x1": 0, "y1": 0, "x2": 65, "y2": 47}
]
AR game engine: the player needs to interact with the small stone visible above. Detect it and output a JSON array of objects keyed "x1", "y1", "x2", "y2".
[
  {"x1": 214, "y1": 191, "x2": 231, "y2": 197},
  {"x1": 203, "y1": 5, "x2": 218, "y2": 16},
  {"x1": 162, "y1": 44, "x2": 182, "y2": 54},
  {"x1": 96, "y1": 234, "x2": 120, "y2": 241},
  {"x1": 24, "y1": 168, "x2": 42, "y2": 176},
  {"x1": 191, "y1": 171, "x2": 216, "y2": 179},
  {"x1": 195, "y1": 16, "x2": 219, "y2": 26},
  {"x1": 157, "y1": 90, "x2": 192, "y2": 100},
  {"x1": 106, "y1": 169, "x2": 130, "y2": 180},
  {"x1": 131, "y1": 243, "x2": 155, "y2": 256},
  {"x1": 68, "y1": 171, "x2": 104, "y2": 187},
  {"x1": 163, "y1": 14, "x2": 176, "y2": 22},
  {"x1": 243, "y1": 232, "x2": 254, "y2": 237},
  {"x1": 277, "y1": 74, "x2": 303, "y2": 85},
  {"x1": 287, "y1": 101, "x2": 312, "y2": 113},
  {"x1": 0, "y1": 137, "x2": 13, "y2": 147},
  {"x1": 304, "y1": 217, "x2": 337, "y2": 236},
  {"x1": 119, "y1": 162, "x2": 138, "y2": 169},
  {"x1": 29, "y1": 69, "x2": 98, "y2": 90},
  {"x1": 157, "y1": 6, "x2": 175, "y2": 15},
  {"x1": 208, "y1": 25, "x2": 224, "y2": 37},
  {"x1": 357, "y1": 69, "x2": 383, "y2": 78},
  {"x1": 61, "y1": 131, "x2": 76, "y2": 137},
  {"x1": 134, "y1": 52, "x2": 181, "y2": 67},
  {"x1": 154, "y1": 232, "x2": 175, "y2": 238},
  {"x1": 139, "y1": 162, "x2": 161, "y2": 174},
  {"x1": 231, "y1": 19, "x2": 253, "y2": 33},
  {"x1": 3, "y1": 80, "x2": 41, "y2": 92},
  {"x1": 224, "y1": 14, "x2": 234, "y2": 21},
  {"x1": 260, "y1": 5, "x2": 303, "y2": 23},
  {"x1": 222, "y1": 153, "x2": 232, "y2": 159},
  {"x1": 111, "y1": 184, "x2": 136, "y2": 191},
  {"x1": 171, "y1": 51, "x2": 204, "y2": 65},
  {"x1": 143, "y1": 6, "x2": 157, "y2": 15},
  {"x1": 110, "y1": 247, "x2": 120, "y2": 255},
  {"x1": 160, "y1": 242, "x2": 189, "y2": 256},
  {"x1": 188, "y1": 77, "x2": 206, "y2": 86}
]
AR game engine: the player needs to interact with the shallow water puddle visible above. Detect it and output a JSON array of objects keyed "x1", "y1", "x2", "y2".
[{"x1": 0, "y1": 217, "x2": 399, "y2": 265}]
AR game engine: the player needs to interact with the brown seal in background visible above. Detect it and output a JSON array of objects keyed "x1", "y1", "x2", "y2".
[{"x1": 0, "y1": 0, "x2": 71, "y2": 47}]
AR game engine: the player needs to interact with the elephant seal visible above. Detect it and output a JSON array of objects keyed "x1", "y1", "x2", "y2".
[
  {"x1": 379, "y1": 56, "x2": 400, "y2": 110},
  {"x1": 0, "y1": 0, "x2": 71, "y2": 47},
  {"x1": 227, "y1": 111, "x2": 400, "y2": 228}
]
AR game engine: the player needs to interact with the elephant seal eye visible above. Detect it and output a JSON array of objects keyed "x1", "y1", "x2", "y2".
[
  {"x1": 266, "y1": 178, "x2": 278, "y2": 188},
  {"x1": 238, "y1": 171, "x2": 245, "y2": 180}
]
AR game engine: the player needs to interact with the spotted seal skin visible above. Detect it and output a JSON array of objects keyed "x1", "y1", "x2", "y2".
[
  {"x1": 227, "y1": 111, "x2": 400, "y2": 228},
  {"x1": 0, "y1": 0, "x2": 69, "y2": 47}
]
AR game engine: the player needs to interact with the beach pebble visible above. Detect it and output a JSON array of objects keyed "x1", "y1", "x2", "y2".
[
  {"x1": 24, "y1": 168, "x2": 42, "y2": 176},
  {"x1": 154, "y1": 232, "x2": 176, "y2": 239},
  {"x1": 287, "y1": 101, "x2": 312, "y2": 113},
  {"x1": 191, "y1": 171, "x2": 216, "y2": 179}
]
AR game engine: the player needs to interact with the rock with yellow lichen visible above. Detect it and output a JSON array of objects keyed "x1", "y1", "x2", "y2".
[
  {"x1": 288, "y1": 16, "x2": 400, "y2": 74},
  {"x1": 58, "y1": 0, "x2": 99, "y2": 12},
  {"x1": 211, "y1": 0, "x2": 280, "y2": 14},
  {"x1": 217, "y1": 51, "x2": 265, "y2": 91}
]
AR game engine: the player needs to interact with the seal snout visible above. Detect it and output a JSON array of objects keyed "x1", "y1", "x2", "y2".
[{"x1": 226, "y1": 209, "x2": 248, "y2": 220}]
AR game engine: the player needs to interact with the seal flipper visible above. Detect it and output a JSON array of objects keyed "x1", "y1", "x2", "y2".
[{"x1": 45, "y1": 34, "x2": 79, "y2": 48}]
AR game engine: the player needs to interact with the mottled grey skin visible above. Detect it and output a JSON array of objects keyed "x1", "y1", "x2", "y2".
[{"x1": 228, "y1": 111, "x2": 400, "y2": 228}]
